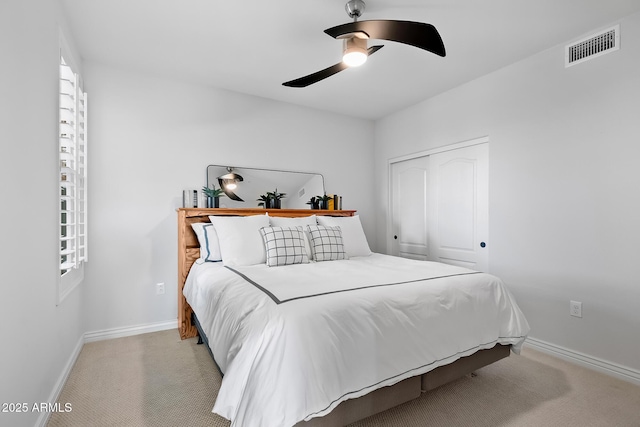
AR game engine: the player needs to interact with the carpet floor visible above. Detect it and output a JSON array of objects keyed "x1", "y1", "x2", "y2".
[{"x1": 47, "y1": 329, "x2": 640, "y2": 427}]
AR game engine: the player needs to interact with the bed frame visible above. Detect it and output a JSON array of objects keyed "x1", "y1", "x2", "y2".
[{"x1": 176, "y1": 207, "x2": 510, "y2": 427}]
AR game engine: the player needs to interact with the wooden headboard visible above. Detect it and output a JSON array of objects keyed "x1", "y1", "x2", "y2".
[{"x1": 177, "y1": 208, "x2": 357, "y2": 339}]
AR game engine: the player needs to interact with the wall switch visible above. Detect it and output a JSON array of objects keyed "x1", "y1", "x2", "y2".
[
  {"x1": 156, "y1": 283, "x2": 165, "y2": 295},
  {"x1": 570, "y1": 300, "x2": 582, "y2": 318}
]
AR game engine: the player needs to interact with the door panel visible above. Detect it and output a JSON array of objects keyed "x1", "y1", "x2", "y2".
[
  {"x1": 429, "y1": 144, "x2": 488, "y2": 271},
  {"x1": 390, "y1": 157, "x2": 429, "y2": 260},
  {"x1": 437, "y1": 158, "x2": 476, "y2": 250}
]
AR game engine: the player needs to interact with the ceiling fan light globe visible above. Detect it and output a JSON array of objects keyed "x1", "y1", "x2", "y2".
[
  {"x1": 342, "y1": 36, "x2": 368, "y2": 67},
  {"x1": 343, "y1": 49, "x2": 367, "y2": 67}
]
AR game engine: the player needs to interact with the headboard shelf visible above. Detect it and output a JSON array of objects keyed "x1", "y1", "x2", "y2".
[
  {"x1": 179, "y1": 207, "x2": 356, "y2": 218},
  {"x1": 177, "y1": 208, "x2": 357, "y2": 339}
]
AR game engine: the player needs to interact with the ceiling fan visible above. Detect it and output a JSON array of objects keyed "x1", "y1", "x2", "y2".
[{"x1": 282, "y1": 0, "x2": 446, "y2": 88}]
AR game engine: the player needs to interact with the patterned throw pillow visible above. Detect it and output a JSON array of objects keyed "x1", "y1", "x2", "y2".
[
  {"x1": 306, "y1": 225, "x2": 348, "y2": 262},
  {"x1": 260, "y1": 226, "x2": 310, "y2": 267}
]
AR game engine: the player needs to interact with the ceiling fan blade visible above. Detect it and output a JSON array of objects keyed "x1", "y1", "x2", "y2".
[
  {"x1": 283, "y1": 62, "x2": 348, "y2": 88},
  {"x1": 325, "y1": 20, "x2": 446, "y2": 57},
  {"x1": 283, "y1": 45, "x2": 384, "y2": 88},
  {"x1": 367, "y1": 45, "x2": 384, "y2": 55}
]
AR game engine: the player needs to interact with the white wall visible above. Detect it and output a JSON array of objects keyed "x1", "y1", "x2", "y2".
[
  {"x1": 373, "y1": 13, "x2": 640, "y2": 373},
  {"x1": 0, "y1": 1, "x2": 86, "y2": 427},
  {"x1": 81, "y1": 62, "x2": 376, "y2": 332}
]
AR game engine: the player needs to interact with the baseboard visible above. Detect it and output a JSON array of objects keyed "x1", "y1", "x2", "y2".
[
  {"x1": 525, "y1": 336, "x2": 640, "y2": 386},
  {"x1": 83, "y1": 319, "x2": 178, "y2": 343},
  {"x1": 35, "y1": 334, "x2": 84, "y2": 427}
]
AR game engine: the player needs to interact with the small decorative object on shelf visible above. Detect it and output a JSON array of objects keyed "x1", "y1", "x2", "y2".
[
  {"x1": 306, "y1": 196, "x2": 320, "y2": 210},
  {"x1": 202, "y1": 185, "x2": 225, "y2": 208},
  {"x1": 316, "y1": 193, "x2": 332, "y2": 210},
  {"x1": 326, "y1": 194, "x2": 342, "y2": 210},
  {"x1": 333, "y1": 194, "x2": 342, "y2": 210},
  {"x1": 257, "y1": 193, "x2": 271, "y2": 208},
  {"x1": 257, "y1": 188, "x2": 287, "y2": 209},
  {"x1": 183, "y1": 189, "x2": 198, "y2": 208}
]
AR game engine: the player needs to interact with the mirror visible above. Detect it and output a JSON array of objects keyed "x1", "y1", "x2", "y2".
[{"x1": 206, "y1": 165, "x2": 325, "y2": 209}]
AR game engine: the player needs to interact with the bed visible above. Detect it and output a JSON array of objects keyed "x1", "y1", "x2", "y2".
[{"x1": 177, "y1": 208, "x2": 530, "y2": 427}]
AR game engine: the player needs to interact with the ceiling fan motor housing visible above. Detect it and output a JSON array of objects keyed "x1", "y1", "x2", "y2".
[{"x1": 344, "y1": 36, "x2": 367, "y2": 53}]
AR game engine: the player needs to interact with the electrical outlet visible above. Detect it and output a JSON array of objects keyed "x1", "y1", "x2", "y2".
[
  {"x1": 156, "y1": 283, "x2": 165, "y2": 295},
  {"x1": 570, "y1": 300, "x2": 582, "y2": 318}
]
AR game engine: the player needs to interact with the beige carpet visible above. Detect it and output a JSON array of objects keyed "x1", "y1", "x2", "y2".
[{"x1": 48, "y1": 329, "x2": 640, "y2": 427}]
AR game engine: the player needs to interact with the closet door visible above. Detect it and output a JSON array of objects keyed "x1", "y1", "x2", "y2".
[
  {"x1": 390, "y1": 156, "x2": 429, "y2": 260},
  {"x1": 428, "y1": 143, "x2": 488, "y2": 271},
  {"x1": 390, "y1": 141, "x2": 488, "y2": 271}
]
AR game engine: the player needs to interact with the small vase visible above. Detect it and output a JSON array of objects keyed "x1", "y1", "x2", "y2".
[
  {"x1": 273, "y1": 199, "x2": 281, "y2": 209},
  {"x1": 206, "y1": 196, "x2": 220, "y2": 208}
]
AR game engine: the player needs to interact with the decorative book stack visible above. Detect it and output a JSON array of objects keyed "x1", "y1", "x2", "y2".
[
  {"x1": 182, "y1": 190, "x2": 198, "y2": 208},
  {"x1": 327, "y1": 194, "x2": 343, "y2": 210}
]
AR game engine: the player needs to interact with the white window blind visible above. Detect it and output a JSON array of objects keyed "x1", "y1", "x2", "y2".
[{"x1": 59, "y1": 53, "x2": 88, "y2": 302}]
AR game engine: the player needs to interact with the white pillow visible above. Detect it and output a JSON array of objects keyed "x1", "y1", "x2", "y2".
[
  {"x1": 208, "y1": 214, "x2": 270, "y2": 266},
  {"x1": 306, "y1": 225, "x2": 347, "y2": 262},
  {"x1": 269, "y1": 215, "x2": 317, "y2": 260},
  {"x1": 260, "y1": 226, "x2": 309, "y2": 267},
  {"x1": 268, "y1": 215, "x2": 317, "y2": 227},
  {"x1": 317, "y1": 215, "x2": 372, "y2": 257},
  {"x1": 191, "y1": 222, "x2": 222, "y2": 262}
]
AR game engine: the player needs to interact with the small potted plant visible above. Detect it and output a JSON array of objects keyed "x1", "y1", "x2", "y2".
[
  {"x1": 306, "y1": 196, "x2": 320, "y2": 210},
  {"x1": 268, "y1": 188, "x2": 286, "y2": 209},
  {"x1": 316, "y1": 193, "x2": 331, "y2": 210},
  {"x1": 257, "y1": 188, "x2": 287, "y2": 209},
  {"x1": 257, "y1": 193, "x2": 271, "y2": 208},
  {"x1": 202, "y1": 185, "x2": 225, "y2": 208}
]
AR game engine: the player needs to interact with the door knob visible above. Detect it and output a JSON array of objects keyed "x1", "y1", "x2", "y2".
[
  {"x1": 480, "y1": 242, "x2": 486, "y2": 248},
  {"x1": 394, "y1": 235, "x2": 398, "y2": 239}
]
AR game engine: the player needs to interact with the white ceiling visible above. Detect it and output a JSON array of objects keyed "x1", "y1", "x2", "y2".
[{"x1": 60, "y1": 0, "x2": 640, "y2": 120}]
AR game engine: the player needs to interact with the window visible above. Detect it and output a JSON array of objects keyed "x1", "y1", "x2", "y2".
[{"x1": 58, "y1": 48, "x2": 87, "y2": 303}]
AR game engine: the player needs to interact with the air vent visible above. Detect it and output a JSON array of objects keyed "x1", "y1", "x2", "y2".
[{"x1": 565, "y1": 25, "x2": 619, "y2": 67}]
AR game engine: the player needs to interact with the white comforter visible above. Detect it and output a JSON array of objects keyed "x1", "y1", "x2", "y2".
[{"x1": 183, "y1": 253, "x2": 530, "y2": 427}]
